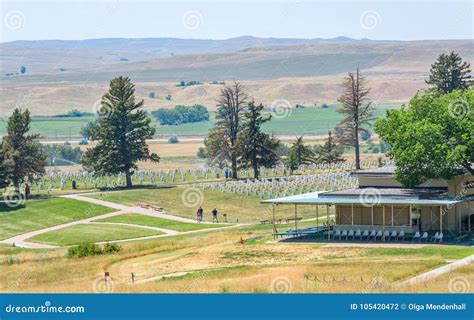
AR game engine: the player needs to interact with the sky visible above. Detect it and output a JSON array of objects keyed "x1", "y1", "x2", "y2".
[{"x1": 0, "y1": 0, "x2": 472, "y2": 42}]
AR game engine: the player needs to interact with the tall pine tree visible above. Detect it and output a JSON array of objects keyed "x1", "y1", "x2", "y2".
[
  {"x1": 1, "y1": 109, "x2": 46, "y2": 191},
  {"x1": 82, "y1": 77, "x2": 159, "y2": 187},
  {"x1": 426, "y1": 52, "x2": 472, "y2": 94},
  {"x1": 238, "y1": 101, "x2": 280, "y2": 179}
]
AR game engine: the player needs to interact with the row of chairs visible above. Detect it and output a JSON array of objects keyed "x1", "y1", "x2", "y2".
[
  {"x1": 332, "y1": 229, "x2": 405, "y2": 241},
  {"x1": 412, "y1": 231, "x2": 443, "y2": 243},
  {"x1": 332, "y1": 229, "x2": 444, "y2": 243}
]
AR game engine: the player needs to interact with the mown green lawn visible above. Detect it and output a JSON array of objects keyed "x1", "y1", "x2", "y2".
[
  {"x1": 26, "y1": 223, "x2": 163, "y2": 246},
  {"x1": 87, "y1": 186, "x2": 331, "y2": 223},
  {"x1": 95, "y1": 213, "x2": 225, "y2": 232},
  {"x1": 0, "y1": 198, "x2": 115, "y2": 240}
]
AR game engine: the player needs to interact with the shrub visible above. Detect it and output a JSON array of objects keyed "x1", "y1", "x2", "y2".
[
  {"x1": 79, "y1": 139, "x2": 89, "y2": 145},
  {"x1": 103, "y1": 243, "x2": 122, "y2": 254},
  {"x1": 67, "y1": 243, "x2": 122, "y2": 258},
  {"x1": 168, "y1": 136, "x2": 179, "y2": 144},
  {"x1": 67, "y1": 243, "x2": 103, "y2": 258},
  {"x1": 321, "y1": 103, "x2": 330, "y2": 108},
  {"x1": 148, "y1": 92, "x2": 156, "y2": 99}
]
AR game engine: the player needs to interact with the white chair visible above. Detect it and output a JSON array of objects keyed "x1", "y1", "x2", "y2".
[
  {"x1": 354, "y1": 230, "x2": 361, "y2": 240},
  {"x1": 390, "y1": 230, "x2": 397, "y2": 241},
  {"x1": 362, "y1": 230, "x2": 369, "y2": 240},
  {"x1": 369, "y1": 230, "x2": 377, "y2": 241},
  {"x1": 398, "y1": 230, "x2": 405, "y2": 241},
  {"x1": 341, "y1": 230, "x2": 348, "y2": 240},
  {"x1": 430, "y1": 232, "x2": 439, "y2": 242},
  {"x1": 420, "y1": 232, "x2": 428, "y2": 242},
  {"x1": 348, "y1": 230, "x2": 354, "y2": 240},
  {"x1": 412, "y1": 231, "x2": 420, "y2": 242},
  {"x1": 376, "y1": 230, "x2": 383, "y2": 241},
  {"x1": 334, "y1": 230, "x2": 341, "y2": 240},
  {"x1": 383, "y1": 230, "x2": 390, "y2": 241}
]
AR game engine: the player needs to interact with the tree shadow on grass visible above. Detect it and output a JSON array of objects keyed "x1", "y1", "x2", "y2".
[{"x1": 0, "y1": 203, "x2": 26, "y2": 213}]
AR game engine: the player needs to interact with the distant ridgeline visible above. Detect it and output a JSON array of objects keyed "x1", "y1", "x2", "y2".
[{"x1": 152, "y1": 105, "x2": 209, "y2": 125}]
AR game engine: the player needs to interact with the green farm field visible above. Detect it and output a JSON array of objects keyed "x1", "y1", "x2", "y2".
[{"x1": 0, "y1": 106, "x2": 392, "y2": 139}]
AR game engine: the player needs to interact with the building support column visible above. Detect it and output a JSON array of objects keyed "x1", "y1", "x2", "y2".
[
  {"x1": 327, "y1": 204, "x2": 330, "y2": 241},
  {"x1": 371, "y1": 206, "x2": 374, "y2": 226},
  {"x1": 294, "y1": 204, "x2": 298, "y2": 233},
  {"x1": 351, "y1": 203, "x2": 354, "y2": 226},
  {"x1": 430, "y1": 206, "x2": 433, "y2": 231},
  {"x1": 440, "y1": 206, "x2": 443, "y2": 234},
  {"x1": 316, "y1": 205, "x2": 319, "y2": 228},
  {"x1": 391, "y1": 205, "x2": 394, "y2": 227},
  {"x1": 382, "y1": 205, "x2": 385, "y2": 241},
  {"x1": 409, "y1": 205, "x2": 412, "y2": 228}
]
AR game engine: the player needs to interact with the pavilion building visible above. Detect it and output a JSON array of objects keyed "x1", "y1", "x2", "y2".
[{"x1": 263, "y1": 165, "x2": 474, "y2": 235}]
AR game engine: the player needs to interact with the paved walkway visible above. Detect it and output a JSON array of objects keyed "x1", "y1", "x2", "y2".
[
  {"x1": 400, "y1": 254, "x2": 474, "y2": 286},
  {"x1": 0, "y1": 194, "x2": 239, "y2": 249}
]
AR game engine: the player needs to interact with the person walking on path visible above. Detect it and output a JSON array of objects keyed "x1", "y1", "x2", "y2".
[
  {"x1": 197, "y1": 207, "x2": 203, "y2": 223},
  {"x1": 212, "y1": 208, "x2": 218, "y2": 223}
]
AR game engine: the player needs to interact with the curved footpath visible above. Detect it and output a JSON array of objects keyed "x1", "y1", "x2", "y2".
[{"x1": 0, "y1": 194, "x2": 241, "y2": 249}]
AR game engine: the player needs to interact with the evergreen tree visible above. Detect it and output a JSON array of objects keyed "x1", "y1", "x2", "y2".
[
  {"x1": 213, "y1": 81, "x2": 249, "y2": 179},
  {"x1": 0, "y1": 143, "x2": 9, "y2": 189},
  {"x1": 238, "y1": 101, "x2": 280, "y2": 179},
  {"x1": 335, "y1": 68, "x2": 375, "y2": 170},
  {"x1": 1, "y1": 109, "x2": 47, "y2": 190},
  {"x1": 426, "y1": 52, "x2": 472, "y2": 94},
  {"x1": 315, "y1": 131, "x2": 345, "y2": 164},
  {"x1": 82, "y1": 77, "x2": 159, "y2": 187},
  {"x1": 286, "y1": 136, "x2": 316, "y2": 171}
]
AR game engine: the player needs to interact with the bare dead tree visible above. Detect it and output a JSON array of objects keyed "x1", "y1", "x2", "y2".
[
  {"x1": 215, "y1": 81, "x2": 249, "y2": 179},
  {"x1": 335, "y1": 68, "x2": 375, "y2": 170}
]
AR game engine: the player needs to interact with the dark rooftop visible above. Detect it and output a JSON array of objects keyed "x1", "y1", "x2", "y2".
[{"x1": 321, "y1": 188, "x2": 447, "y2": 199}]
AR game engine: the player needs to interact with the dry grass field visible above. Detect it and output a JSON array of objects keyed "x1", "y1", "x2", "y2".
[{"x1": 1, "y1": 223, "x2": 472, "y2": 293}]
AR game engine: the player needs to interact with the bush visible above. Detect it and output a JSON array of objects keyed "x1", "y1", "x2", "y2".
[
  {"x1": 67, "y1": 243, "x2": 103, "y2": 258},
  {"x1": 168, "y1": 136, "x2": 179, "y2": 144},
  {"x1": 67, "y1": 243, "x2": 122, "y2": 258},
  {"x1": 79, "y1": 139, "x2": 89, "y2": 145},
  {"x1": 103, "y1": 243, "x2": 122, "y2": 254},
  {"x1": 148, "y1": 92, "x2": 156, "y2": 99},
  {"x1": 321, "y1": 103, "x2": 330, "y2": 108}
]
